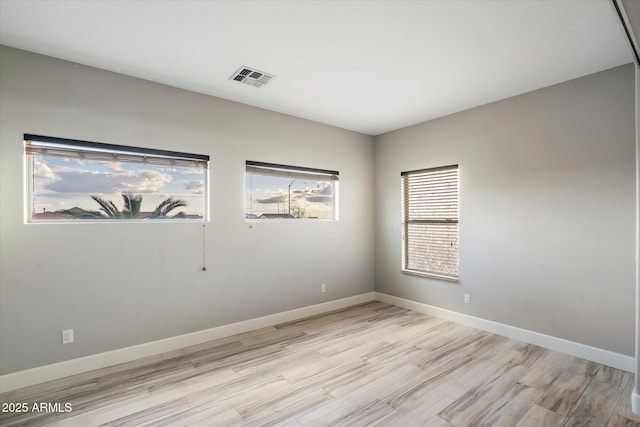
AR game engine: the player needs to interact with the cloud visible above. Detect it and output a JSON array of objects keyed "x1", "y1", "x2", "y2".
[
  {"x1": 252, "y1": 184, "x2": 334, "y2": 206},
  {"x1": 306, "y1": 195, "x2": 332, "y2": 203},
  {"x1": 46, "y1": 172, "x2": 117, "y2": 194},
  {"x1": 255, "y1": 195, "x2": 286, "y2": 204},
  {"x1": 133, "y1": 170, "x2": 173, "y2": 192},
  {"x1": 311, "y1": 185, "x2": 334, "y2": 195},
  {"x1": 33, "y1": 159, "x2": 55, "y2": 179},
  {"x1": 106, "y1": 161, "x2": 125, "y2": 172},
  {"x1": 45, "y1": 169, "x2": 172, "y2": 195},
  {"x1": 181, "y1": 168, "x2": 206, "y2": 175},
  {"x1": 184, "y1": 180, "x2": 204, "y2": 194},
  {"x1": 301, "y1": 184, "x2": 334, "y2": 204}
]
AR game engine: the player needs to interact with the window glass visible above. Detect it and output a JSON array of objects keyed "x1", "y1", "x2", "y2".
[
  {"x1": 402, "y1": 165, "x2": 459, "y2": 280},
  {"x1": 245, "y1": 161, "x2": 338, "y2": 220},
  {"x1": 25, "y1": 135, "x2": 209, "y2": 221}
]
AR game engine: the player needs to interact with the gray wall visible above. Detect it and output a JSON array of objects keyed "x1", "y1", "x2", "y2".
[
  {"x1": 0, "y1": 46, "x2": 375, "y2": 375},
  {"x1": 375, "y1": 64, "x2": 636, "y2": 356},
  {"x1": 1, "y1": 44, "x2": 635, "y2": 376},
  {"x1": 635, "y1": 65, "x2": 639, "y2": 397}
]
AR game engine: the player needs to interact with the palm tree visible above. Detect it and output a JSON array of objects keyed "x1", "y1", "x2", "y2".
[
  {"x1": 150, "y1": 197, "x2": 188, "y2": 218},
  {"x1": 90, "y1": 192, "x2": 187, "y2": 219},
  {"x1": 90, "y1": 194, "x2": 124, "y2": 218},
  {"x1": 121, "y1": 192, "x2": 142, "y2": 218}
]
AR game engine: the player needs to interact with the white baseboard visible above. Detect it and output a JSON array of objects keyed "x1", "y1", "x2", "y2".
[
  {"x1": 633, "y1": 387, "x2": 640, "y2": 414},
  {"x1": 0, "y1": 292, "x2": 376, "y2": 393},
  {"x1": 375, "y1": 292, "x2": 635, "y2": 373},
  {"x1": 1, "y1": 291, "x2": 634, "y2": 394}
]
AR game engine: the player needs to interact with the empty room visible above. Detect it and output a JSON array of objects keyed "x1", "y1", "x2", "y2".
[{"x1": 0, "y1": 0, "x2": 639, "y2": 426}]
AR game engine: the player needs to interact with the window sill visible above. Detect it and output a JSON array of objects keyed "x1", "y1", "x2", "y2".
[
  {"x1": 245, "y1": 219, "x2": 337, "y2": 222},
  {"x1": 27, "y1": 218, "x2": 207, "y2": 225},
  {"x1": 402, "y1": 269, "x2": 459, "y2": 283}
]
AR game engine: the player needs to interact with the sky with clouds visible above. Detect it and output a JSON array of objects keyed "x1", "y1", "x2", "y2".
[
  {"x1": 30, "y1": 155, "x2": 206, "y2": 217},
  {"x1": 30, "y1": 154, "x2": 336, "y2": 220},
  {"x1": 245, "y1": 173, "x2": 336, "y2": 219}
]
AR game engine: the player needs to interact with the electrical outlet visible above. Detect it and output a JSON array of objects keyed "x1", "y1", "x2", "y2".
[
  {"x1": 321, "y1": 283, "x2": 326, "y2": 293},
  {"x1": 464, "y1": 293, "x2": 471, "y2": 304},
  {"x1": 62, "y1": 329, "x2": 74, "y2": 344}
]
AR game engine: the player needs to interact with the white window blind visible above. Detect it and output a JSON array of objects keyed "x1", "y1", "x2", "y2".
[
  {"x1": 402, "y1": 165, "x2": 459, "y2": 280},
  {"x1": 25, "y1": 134, "x2": 208, "y2": 169}
]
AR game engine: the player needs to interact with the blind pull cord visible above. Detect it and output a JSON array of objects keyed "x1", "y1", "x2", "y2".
[{"x1": 202, "y1": 223, "x2": 207, "y2": 272}]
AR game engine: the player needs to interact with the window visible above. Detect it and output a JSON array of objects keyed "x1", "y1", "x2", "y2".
[
  {"x1": 245, "y1": 161, "x2": 338, "y2": 220},
  {"x1": 402, "y1": 165, "x2": 459, "y2": 281},
  {"x1": 24, "y1": 134, "x2": 209, "y2": 222}
]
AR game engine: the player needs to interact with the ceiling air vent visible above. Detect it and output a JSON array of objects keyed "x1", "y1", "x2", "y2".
[{"x1": 229, "y1": 66, "x2": 275, "y2": 88}]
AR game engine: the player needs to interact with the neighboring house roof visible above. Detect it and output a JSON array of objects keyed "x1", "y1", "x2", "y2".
[
  {"x1": 31, "y1": 211, "x2": 73, "y2": 220},
  {"x1": 31, "y1": 209, "x2": 202, "y2": 220},
  {"x1": 259, "y1": 213, "x2": 295, "y2": 219}
]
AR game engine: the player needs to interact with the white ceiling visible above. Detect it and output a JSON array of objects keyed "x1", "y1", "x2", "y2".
[{"x1": 0, "y1": 0, "x2": 633, "y2": 136}]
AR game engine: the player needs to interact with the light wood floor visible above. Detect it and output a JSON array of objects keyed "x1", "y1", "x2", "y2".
[{"x1": 1, "y1": 301, "x2": 638, "y2": 426}]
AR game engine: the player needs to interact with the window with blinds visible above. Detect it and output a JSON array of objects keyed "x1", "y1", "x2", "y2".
[
  {"x1": 24, "y1": 134, "x2": 209, "y2": 222},
  {"x1": 245, "y1": 161, "x2": 338, "y2": 220},
  {"x1": 401, "y1": 165, "x2": 459, "y2": 281}
]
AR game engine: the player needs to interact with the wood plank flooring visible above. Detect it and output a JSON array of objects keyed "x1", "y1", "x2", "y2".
[{"x1": 0, "y1": 301, "x2": 638, "y2": 426}]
